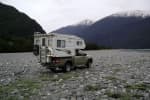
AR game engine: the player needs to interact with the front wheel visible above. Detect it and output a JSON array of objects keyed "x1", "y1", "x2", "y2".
[
  {"x1": 63, "y1": 63, "x2": 72, "y2": 72},
  {"x1": 86, "y1": 61, "x2": 92, "y2": 68}
]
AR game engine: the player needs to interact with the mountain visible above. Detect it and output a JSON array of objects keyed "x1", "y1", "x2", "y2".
[
  {"x1": 53, "y1": 11, "x2": 150, "y2": 49},
  {"x1": 52, "y1": 19, "x2": 93, "y2": 37},
  {"x1": 0, "y1": 3, "x2": 45, "y2": 52}
]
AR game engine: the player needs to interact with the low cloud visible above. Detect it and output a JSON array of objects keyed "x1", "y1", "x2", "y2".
[{"x1": 1, "y1": 0, "x2": 150, "y2": 32}]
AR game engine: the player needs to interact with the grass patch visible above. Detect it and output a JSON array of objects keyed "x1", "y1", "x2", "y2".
[
  {"x1": 84, "y1": 84, "x2": 102, "y2": 91},
  {"x1": 106, "y1": 92, "x2": 122, "y2": 98},
  {"x1": 105, "y1": 83, "x2": 149, "y2": 100},
  {"x1": 132, "y1": 94, "x2": 144, "y2": 99},
  {"x1": 0, "y1": 79, "x2": 41, "y2": 100},
  {"x1": 39, "y1": 72, "x2": 79, "y2": 82},
  {"x1": 125, "y1": 83, "x2": 150, "y2": 91},
  {"x1": 105, "y1": 91, "x2": 145, "y2": 100},
  {"x1": 105, "y1": 76, "x2": 118, "y2": 81},
  {"x1": 113, "y1": 68, "x2": 121, "y2": 73},
  {"x1": 105, "y1": 91, "x2": 132, "y2": 100}
]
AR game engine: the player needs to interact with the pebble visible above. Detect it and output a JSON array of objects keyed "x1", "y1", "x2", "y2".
[
  {"x1": 11, "y1": 89, "x2": 19, "y2": 94},
  {"x1": 85, "y1": 71, "x2": 89, "y2": 74},
  {"x1": 96, "y1": 91, "x2": 101, "y2": 95},
  {"x1": 47, "y1": 92, "x2": 51, "y2": 96},
  {"x1": 60, "y1": 98, "x2": 67, "y2": 100}
]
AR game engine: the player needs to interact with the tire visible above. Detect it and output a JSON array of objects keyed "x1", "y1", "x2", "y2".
[
  {"x1": 86, "y1": 61, "x2": 92, "y2": 68},
  {"x1": 72, "y1": 66, "x2": 76, "y2": 70},
  {"x1": 50, "y1": 68, "x2": 57, "y2": 72},
  {"x1": 63, "y1": 63, "x2": 72, "y2": 72}
]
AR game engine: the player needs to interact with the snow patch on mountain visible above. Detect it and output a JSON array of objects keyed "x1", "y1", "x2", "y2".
[
  {"x1": 112, "y1": 10, "x2": 150, "y2": 18},
  {"x1": 76, "y1": 19, "x2": 94, "y2": 26}
]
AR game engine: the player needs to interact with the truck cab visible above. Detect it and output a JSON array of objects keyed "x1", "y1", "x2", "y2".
[{"x1": 33, "y1": 32, "x2": 93, "y2": 72}]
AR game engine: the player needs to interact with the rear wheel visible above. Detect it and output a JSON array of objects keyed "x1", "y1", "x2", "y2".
[
  {"x1": 50, "y1": 68, "x2": 57, "y2": 72},
  {"x1": 63, "y1": 63, "x2": 72, "y2": 72}
]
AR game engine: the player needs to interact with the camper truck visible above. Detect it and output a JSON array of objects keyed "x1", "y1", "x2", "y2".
[{"x1": 33, "y1": 32, "x2": 93, "y2": 72}]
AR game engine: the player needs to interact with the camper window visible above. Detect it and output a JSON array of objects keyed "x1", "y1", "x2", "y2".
[
  {"x1": 36, "y1": 39, "x2": 40, "y2": 45},
  {"x1": 48, "y1": 40, "x2": 50, "y2": 45},
  {"x1": 77, "y1": 41, "x2": 82, "y2": 46},
  {"x1": 48, "y1": 39, "x2": 52, "y2": 46},
  {"x1": 57, "y1": 40, "x2": 65, "y2": 48}
]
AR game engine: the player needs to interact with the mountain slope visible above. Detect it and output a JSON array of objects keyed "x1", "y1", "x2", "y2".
[
  {"x1": 0, "y1": 3, "x2": 45, "y2": 52},
  {"x1": 54, "y1": 11, "x2": 150, "y2": 49},
  {"x1": 85, "y1": 13, "x2": 150, "y2": 48}
]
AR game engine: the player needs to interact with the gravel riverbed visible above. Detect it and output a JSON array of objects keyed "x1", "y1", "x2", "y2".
[{"x1": 0, "y1": 50, "x2": 150, "y2": 100}]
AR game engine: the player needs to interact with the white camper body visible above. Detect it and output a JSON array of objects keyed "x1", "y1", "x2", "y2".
[{"x1": 34, "y1": 32, "x2": 86, "y2": 58}]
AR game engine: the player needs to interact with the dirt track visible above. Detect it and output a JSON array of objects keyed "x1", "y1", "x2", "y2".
[{"x1": 0, "y1": 50, "x2": 150, "y2": 100}]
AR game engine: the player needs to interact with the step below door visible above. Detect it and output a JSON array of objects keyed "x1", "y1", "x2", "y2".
[{"x1": 40, "y1": 48, "x2": 46, "y2": 63}]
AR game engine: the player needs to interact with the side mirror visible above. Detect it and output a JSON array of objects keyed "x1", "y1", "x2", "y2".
[
  {"x1": 84, "y1": 53, "x2": 87, "y2": 56},
  {"x1": 81, "y1": 53, "x2": 87, "y2": 56}
]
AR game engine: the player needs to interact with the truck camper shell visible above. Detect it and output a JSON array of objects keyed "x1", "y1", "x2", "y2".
[{"x1": 34, "y1": 32, "x2": 86, "y2": 57}]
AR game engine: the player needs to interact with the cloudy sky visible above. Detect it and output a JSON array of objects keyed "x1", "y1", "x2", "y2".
[{"x1": 1, "y1": 0, "x2": 150, "y2": 32}]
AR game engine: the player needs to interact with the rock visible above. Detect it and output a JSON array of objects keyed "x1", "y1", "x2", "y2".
[
  {"x1": 47, "y1": 92, "x2": 51, "y2": 96},
  {"x1": 42, "y1": 96, "x2": 47, "y2": 99},
  {"x1": 96, "y1": 91, "x2": 101, "y2": 95},
  {"x1": 22, "y1": 88, "x2": 29, "y2": 91},
  {"x1": 54, "y1": 75, "x2": 58, "y2": 78},
  {"x1": 0, "y1": 79, "x2": 5, "y2": 82},
  {"x1": 128, "y1": 65, "x2": 131, "y2": 68},
  {"x1": 11, "y1": 89, "x2": 19, "y2": 94},
  {"x1": 70, "y1": 96, "x2": 76, "y2": 100},
  {"x1": 85, "y1": 71, "x2": 89, "y2": 74},
  {"x1": 61, "y1": 84, "x2": 66, "y2": 88},
  {"x1": 60, "y1": 98, "x2": 67, "y2": 100},
  {"x1": 101, "y1": 89, "x2": 106, "y2": 93},
  {"x1": 32, "y1": 88, "x2": 38, "y2": 94},
  {"x1": 58, "y1": 79, "x2": 63, "y2": 83},
  {"x1": 19, "y1": 95, "x2": 24, "y2": 100},
  {"x1": 122, "y1": 88, "x2": 126, "y2": 93},
  {"x1": 79, "y1": 85, "x2": 84, "y2": 88}
]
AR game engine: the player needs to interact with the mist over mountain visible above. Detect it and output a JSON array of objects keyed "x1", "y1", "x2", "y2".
[
  {"x1": 0, "y1": 3, "x2": 45, "y2": 52},
  {"x1": 53, "y1": 11, "x2": 150, "y2": 49}
]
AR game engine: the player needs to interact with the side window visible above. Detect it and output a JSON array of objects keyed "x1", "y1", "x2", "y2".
[
  {"x1": 42, "y1": 38, "x2": 46, "y2": 46},
  {"x1": 57, "y1": 40, "x2": 65, "y2": 48},
  {"x1": 57, "y1": 40, "x2": 61, "y2": 48}
]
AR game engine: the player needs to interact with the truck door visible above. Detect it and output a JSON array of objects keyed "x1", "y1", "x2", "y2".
[
  {"x1": 74, "y1": 50, "x2": 87, "y2": 66},
  {"x1": 80, "y1": 55, "x2": 88, "y2": 65},
  {"x1": 42, "y1": 38, "x2": 46, "y2": 46},
  {"x1": 74, "y1": 56, "x2": 82, "y2": 65}
]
